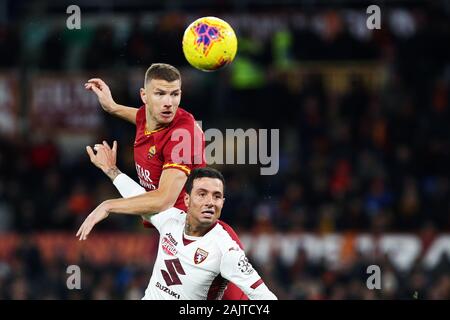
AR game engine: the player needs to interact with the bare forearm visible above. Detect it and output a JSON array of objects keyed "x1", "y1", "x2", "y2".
[
  {"x1": 103, "y1": 169, "x2": 186, "y2": 216},
  {"x1": 103, "y1": 190, "x2": 171, "y2": 216},
  {"x1": 110, "y1": 103, "x2": 137, "y2": 124}
]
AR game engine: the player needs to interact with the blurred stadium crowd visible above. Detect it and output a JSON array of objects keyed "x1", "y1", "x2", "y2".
[{"x1": 0, "y1": 1, "x2": 449, "y2": 299}]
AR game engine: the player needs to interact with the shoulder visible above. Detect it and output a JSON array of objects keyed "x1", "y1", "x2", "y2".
[
  {"x1": 170, "y1": 107, "x2": 198, "y2": 130},
  {"x1": 162, "y1": 108, "x2": 202, "y2": 143},
  {"x1": 135, "y1": 105, "x2": 146, "y2": 126},
  {"x1": 160, "y1": 207, "x2": 186, "y2": 221},
  {"x1": 177, "y1": 107, "x2": 195, "y2": 121},
  {"x1": 212, "y1": 221, "x2": 244, "y2": 254},
  {"x1": 217, "y1": 220, "x2": 244, "y2": 249},
  {"x1": 144, "y1": 207, "x2": 186, "y2": 227}
]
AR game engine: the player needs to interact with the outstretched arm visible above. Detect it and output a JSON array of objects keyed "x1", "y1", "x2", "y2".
[
  {"x1": 85, "y1": 78, "x2": 138, "y2": 124},
  {"x1": 76, "y1": 169, "x2": 186, "y2": 240},
  {"x1": 85, "y1": 140, "x2": 186, "y2": 212},
  {"x1": 78, "y1": 141, "x2": 187, "y2": 240}
]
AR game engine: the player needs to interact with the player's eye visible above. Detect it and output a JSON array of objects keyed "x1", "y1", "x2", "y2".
[{"x1": 171, "y1": 92, "x2": 180, "y2": 97}]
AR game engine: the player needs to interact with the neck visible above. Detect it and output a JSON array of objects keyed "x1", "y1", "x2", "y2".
[
  {"x1": 184, "y1": 221, "x2": 206, "y2": 237},
  {"x1": 184, "y1": 216, "x2": 216, "y2": 237}
]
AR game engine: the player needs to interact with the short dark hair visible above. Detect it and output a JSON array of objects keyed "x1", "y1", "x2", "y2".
[
  {"x1": 144, "y1": 63, "x2": 181, "y2": 86},
  {"x1": 185, "y1": 167, "x2": 225, "y2": 195}
]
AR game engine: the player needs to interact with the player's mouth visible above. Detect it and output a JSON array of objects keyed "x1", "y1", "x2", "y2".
[
  {"x1": 201, "y1": 209, "x2": 215, "y2": 218},
  {"x1": 161, "y1": 111, "x2": 173, "y2": 118}
]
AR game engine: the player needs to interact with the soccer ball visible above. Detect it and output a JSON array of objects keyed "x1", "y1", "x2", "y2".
[{"x1": 182, "y1": 16, "x2": 238, "y2": 72}]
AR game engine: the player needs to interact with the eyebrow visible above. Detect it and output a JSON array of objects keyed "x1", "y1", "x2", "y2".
[
  {"x1": 197, "y1": 188, "x2": 223, "y2": 196},
  {"x1": 154, "y1": 88, "x2": 180, "y2": 93}
]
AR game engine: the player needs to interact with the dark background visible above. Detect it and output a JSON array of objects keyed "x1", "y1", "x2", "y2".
[{"x1": 0, "y1": 0, "x2": 449, "y2": 299}]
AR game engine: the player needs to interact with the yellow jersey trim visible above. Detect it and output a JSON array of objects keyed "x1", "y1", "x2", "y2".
[{"x1": 162, "y1": 163, "x2": 191, "y2": 175}]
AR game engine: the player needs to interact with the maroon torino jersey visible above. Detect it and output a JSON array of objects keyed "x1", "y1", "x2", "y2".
[{"x1": 134, "y1": 106, "x2": 206, "y2": 212}]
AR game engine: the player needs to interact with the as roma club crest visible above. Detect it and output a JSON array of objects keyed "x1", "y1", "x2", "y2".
[
  {"x1": 147, "y1": 145, "x2": 156, "y2": 159},
  {"x1": 194, "y1": 248, "x2": 209, "y2": 264}
]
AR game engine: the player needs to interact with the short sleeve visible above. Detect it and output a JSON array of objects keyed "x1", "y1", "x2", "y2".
[
  {"x1": 220, "y1": 248, "x2": 263, "y2": 294},
  {"x1": 220, "y1": 248, "x2": 277, "y2": 300},
  {"x1": 162, "y1": 120, "x2": 205, "y2": 176}
]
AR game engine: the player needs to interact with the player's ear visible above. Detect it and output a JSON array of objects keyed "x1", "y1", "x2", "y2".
[
  {"x1": 140, "y1": 88, "x2": 146, "y2": 105},
  {"x1": 184, "y1": 193, "x2": 190, "y2": 209}
]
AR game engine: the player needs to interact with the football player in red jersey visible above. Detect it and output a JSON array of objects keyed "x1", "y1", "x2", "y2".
[{"x1": 82, "y1": 63, "x2": 246, "y2": 300}]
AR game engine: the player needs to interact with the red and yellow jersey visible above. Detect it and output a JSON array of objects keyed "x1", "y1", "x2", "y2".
[{"x1": 134, "y1": 106, "x2": 206, "y2": 211}]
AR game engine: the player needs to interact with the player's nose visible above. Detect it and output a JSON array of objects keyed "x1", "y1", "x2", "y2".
[
  {"x1": 163, "y1": 95, "x2": 172, "y2": 106},
  {"x1": 204, "y1": 195, "x2": 214, "y2": 206}
]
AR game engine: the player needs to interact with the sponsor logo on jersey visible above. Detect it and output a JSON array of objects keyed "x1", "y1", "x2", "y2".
[
  {"x1": 135, "y1": 163, "x2": 157, "y2": 190},
  {"x1": 237, "y1": 255, "x2": 254, "y2": 275},
  {"x1": 194, "y1": 248, "x2": 209, "y2": 264},
  {"x1": 162, "y1": 237, "x2": 178, "y2": 256},
  {"x1": 147, "y1": 145, "x2": 156, "y2": 159},
  {"x1": 156, "y1": 281, "x2": 180, "y2": 299},
  {"x1": 165, "y1": 233, "x2": 178, "y2": 246}
]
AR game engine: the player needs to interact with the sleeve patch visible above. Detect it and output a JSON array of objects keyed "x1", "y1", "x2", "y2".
[{"x1": 237, "y1": 255, "x2": 254, "y2": 275}]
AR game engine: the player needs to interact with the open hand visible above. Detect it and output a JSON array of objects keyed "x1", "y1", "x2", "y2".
[
  {"x1": 76, "y1": 202, "x2": 110, "y2": 241},
  {"x1": 84, "y1": 78, "x2": 117, "y2": 113},
  {"x1": 86, "y1": 140, "x2": 118, "y2": 177}
]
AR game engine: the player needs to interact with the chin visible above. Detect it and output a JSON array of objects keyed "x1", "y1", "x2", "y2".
[
  {"x1": 199, "y1": 218, "x2": 215, "y2": 226},
  {"x1": 160, "y1": 116, "x2": 174, "y2": 124}
]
